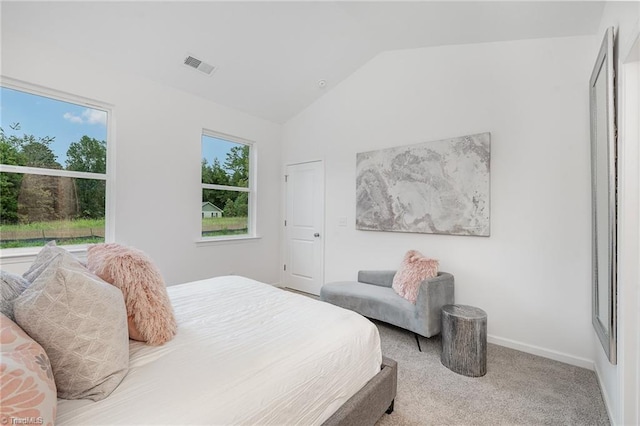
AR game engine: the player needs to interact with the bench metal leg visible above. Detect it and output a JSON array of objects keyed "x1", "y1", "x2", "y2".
[
  {"x1": 385, "y1": 399, "x2": 395, "y2": 414},
  {"x1": 414, "y1": 333, "x2": 422, "y2": 352}
]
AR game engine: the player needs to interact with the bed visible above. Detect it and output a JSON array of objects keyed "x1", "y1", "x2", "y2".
[{"x1": 55, "y1": 275, "x2": 397, "y2": 425}]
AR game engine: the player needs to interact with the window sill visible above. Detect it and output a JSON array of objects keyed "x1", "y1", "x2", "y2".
[
  {"x1": 0, "y1": 244, "x2": 89, "y2": 264},
  {"x1": 195, "y1": 235, "x2": 261, "y2": 247}
]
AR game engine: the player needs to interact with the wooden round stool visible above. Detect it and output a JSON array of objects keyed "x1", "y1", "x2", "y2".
[{"x1": 441, "y1": 304, "x2": 487, "y2": 377}]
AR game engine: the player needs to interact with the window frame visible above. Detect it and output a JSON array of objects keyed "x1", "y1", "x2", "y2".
[
  {"x1": 199, "y1": 129, "x2": 257, "y2": 243},
  {"x1": 0, "y1": 76, "x2": 115, "y2": 256}
]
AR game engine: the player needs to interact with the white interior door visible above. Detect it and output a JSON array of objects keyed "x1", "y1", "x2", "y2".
[{"x1": 284, "y1": 161, "x2": 324, "y2": 295}]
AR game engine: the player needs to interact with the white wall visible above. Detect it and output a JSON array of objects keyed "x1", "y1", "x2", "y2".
[
  {"x1": 283, "y1": 35, "x2": 596, "y2": 366},
  {"x1": 591, "y1": 2, "x2": 640, "y2": 425},
  {"x1": 0, "y1": 32, "x2": 283, "y2": 286}
]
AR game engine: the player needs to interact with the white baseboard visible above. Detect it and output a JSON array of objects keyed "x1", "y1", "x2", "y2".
[
  {"x1": 593, "y1": 361, "x2": 616, "y2": 425},
  {"x1": 488, "y1": 334, "x2": 595, "y2": 370}
]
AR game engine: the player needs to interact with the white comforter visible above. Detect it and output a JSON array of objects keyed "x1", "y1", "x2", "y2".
[{"x1": 56, "y1": 276, "x2": 382, "y2": 425}]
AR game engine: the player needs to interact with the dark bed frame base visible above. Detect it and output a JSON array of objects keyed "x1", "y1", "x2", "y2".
[{"x1": 322, "y1": 356, "x2": 397, "y2": 426}]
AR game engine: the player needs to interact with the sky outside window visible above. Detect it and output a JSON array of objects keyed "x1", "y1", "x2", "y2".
[
  {"x1": 201, "y1": 134, "x2": 238, "y2": 174},
  {"x1": 0, "y1": 87, "x2": 107, "y2": 165}
]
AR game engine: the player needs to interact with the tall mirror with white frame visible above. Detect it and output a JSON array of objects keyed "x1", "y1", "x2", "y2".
[{"x1": 590, "y1": 26, "x2": 617, "y2": 365}]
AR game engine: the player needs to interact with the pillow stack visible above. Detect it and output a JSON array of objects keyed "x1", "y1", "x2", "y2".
[
  {"x1": 9, "y1": 242, "x2": 130, "y2": 402},
  {"x1": 0, "y1": 240, "x2": 178, "y2": 419}
]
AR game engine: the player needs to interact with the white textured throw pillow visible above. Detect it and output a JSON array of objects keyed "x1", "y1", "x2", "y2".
[
  {"x1": 22, "y1": 240, "x2": 62, "y2": 283},
  {"x1": 14, "y1": 250, "x2": 129, "y2": 401}
]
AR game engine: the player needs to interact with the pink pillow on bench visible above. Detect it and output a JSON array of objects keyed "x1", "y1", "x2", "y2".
[{"x1": 392, "y1": 250, "x2": 439, "y2": 304}]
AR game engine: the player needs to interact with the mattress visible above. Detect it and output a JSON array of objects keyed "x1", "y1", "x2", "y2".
[{"x1": 56, "y1": 275, "x2": 382, "y2": 425}]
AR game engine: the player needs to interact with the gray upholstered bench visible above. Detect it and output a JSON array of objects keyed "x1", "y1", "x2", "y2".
[{"x1": 320, "y1": 270, "x2": 454, "y2": 349}]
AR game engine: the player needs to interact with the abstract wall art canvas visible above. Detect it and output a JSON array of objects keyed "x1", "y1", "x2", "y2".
[{"x1": 356, "y1": 132, "x2": 490, "y2": 236}]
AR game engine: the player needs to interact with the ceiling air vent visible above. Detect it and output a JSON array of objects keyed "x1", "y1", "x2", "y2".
[{"x1": 183, "y1": 55, "x2": 216, "y2": 75}]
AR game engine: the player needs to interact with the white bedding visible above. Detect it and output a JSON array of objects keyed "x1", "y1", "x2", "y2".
[{"x1": 56, "y1": 275, "x2": 382, "y2": 425}]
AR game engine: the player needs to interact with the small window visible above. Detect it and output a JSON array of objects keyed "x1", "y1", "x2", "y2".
[
  {"x1": 201, "y1": 132, "x2": 253, "y2": 239},
  {"x1": 0, "y1": 84, "x2": 110, "y2": 249}
]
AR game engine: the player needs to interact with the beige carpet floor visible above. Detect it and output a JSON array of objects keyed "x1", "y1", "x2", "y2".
[{"x1": 373, "y1": 320, "x2": 609, "y2": 426}]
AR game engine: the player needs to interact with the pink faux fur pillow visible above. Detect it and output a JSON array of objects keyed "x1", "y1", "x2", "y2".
[
  {"x1": 86, "y1": 243, "x2": 177, "y2": 345},
  {"x1": 392, "y1": 250, "x2": 439, "y2": 304}
]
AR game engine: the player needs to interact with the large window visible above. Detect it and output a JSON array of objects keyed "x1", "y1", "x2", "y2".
[
  {"x1": 201, "y1": 132, "x2": 253, "y2": 239},
  {"x1": 0, "y1": 83, "x2": 110, "y2": 249}
]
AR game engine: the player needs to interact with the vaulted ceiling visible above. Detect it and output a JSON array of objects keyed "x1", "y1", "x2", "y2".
[{"x1": 1, "y1": 1, "x2": 605, "y2": 123}]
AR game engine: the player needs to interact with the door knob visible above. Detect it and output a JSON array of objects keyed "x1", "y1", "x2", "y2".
[{"x1": 314, "y1": 233, "x2": 320, "y2": 238}]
